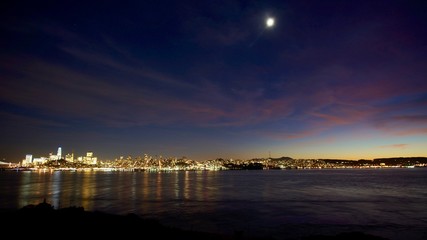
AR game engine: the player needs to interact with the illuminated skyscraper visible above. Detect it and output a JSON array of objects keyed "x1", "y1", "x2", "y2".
[
  {"x1": 57, "y1": 147, "x2": 62, "y2": 160},
  {"x1": 25, "y1": 154, "x2": 33, "y2": 163},
  {"x1": 83, "y1": 151, "x2": 97, "y2": 165}
]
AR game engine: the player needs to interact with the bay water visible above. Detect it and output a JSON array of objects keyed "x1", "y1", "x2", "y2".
[{"x1": 1, "y1": 168, "x2": 426, "y2": 239}]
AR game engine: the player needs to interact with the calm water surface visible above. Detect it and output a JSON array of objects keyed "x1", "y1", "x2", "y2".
[{"x1": 1, "y1": 168, "x2": 426, "y2": 239}]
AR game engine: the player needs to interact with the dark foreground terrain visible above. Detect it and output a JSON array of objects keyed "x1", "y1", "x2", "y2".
[{"x1": 1, "y1": 200, "x2": 387, "y2": 240}]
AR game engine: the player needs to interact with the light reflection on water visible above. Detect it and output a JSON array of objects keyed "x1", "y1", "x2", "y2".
[{"x1": 1, "y1": 169, "x2": 426, "y2": 239}]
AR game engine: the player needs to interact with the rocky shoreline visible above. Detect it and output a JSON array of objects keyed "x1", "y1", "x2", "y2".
[{"x1": 1, "y1": 200, "x2": 387, "y2": 240}]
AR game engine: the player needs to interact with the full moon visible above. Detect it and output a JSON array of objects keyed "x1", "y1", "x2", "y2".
[{"x1": 266, "y1": 17, "x2": 275, "y2": 28}]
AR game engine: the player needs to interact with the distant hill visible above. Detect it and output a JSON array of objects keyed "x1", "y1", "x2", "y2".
[
  {"x1": 373, "y1": 157, "x2": 427, "y2": 165},
  {"x1": 269, "y1": 156, "x2": 293, "y2": 161}
]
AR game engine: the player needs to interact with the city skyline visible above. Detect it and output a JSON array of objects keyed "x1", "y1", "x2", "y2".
[
  {"x1": 14, "y1": 144, "x2": 427, "y2": 171},
  {"x1": 1, "y1": 1, "x2": 426, "y2": 162},
  {"x1": 10, "y1": 144, "x2": 427, "y2": 164}
]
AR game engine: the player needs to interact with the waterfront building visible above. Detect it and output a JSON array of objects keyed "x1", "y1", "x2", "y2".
[
  {"x1": 33, "y1": 157, "x2": 47, "y2": 165},
  {"x1": 49, "y1": 151, "x2": 60, "y2": 161},
  {"x1": 83, "y1": 151, "x2": 97, "y2": 165},
  {"x1": 26, "y1": 154, "x2": 32, "y2": 164},
  {"x1": 65, "y1": 153, "x2": 74, "y2": 162}
]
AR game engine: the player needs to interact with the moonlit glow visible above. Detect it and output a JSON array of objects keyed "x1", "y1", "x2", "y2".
[{"x1": 266, "y1": 17, "x2": 275, "y2": 27}]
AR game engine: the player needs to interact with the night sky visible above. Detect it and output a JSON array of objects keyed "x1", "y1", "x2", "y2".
[{"x1": 1, "y1": 0, "x2": 426, "y2": 162}]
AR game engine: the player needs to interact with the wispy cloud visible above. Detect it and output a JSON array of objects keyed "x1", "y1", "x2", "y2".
[
  {"x1": 60, "y1": 46, "x2": 197, "y2": 90},
  {"x1": 379, "y1": 144, "x2": 408, "y2": 149},
  {"x1": 2, "y1": 18, "x2": 426, "y2": 143}
]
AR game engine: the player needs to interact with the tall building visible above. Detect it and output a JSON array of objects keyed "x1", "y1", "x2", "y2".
[
  {"x1": 22, "y1": 154, "x2": 33, "y2": 166},
  {"x1": 26, "y1": 154, "x2": 33, "y2": 163},
  {"x1": 83, "y1": 151, "x2": 97, "y2": 165},
  {"x1": 57, "y1": 147, "x2": 62, "y2": 160}
]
